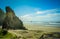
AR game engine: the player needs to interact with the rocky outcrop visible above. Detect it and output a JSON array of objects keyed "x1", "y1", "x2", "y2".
[
  {"x1": 0, "y1": 8, "x2": 5, "y2": 26},
  {"x1": 2, "y1": 6, "x2": 27, "y2": 30},
  {"x1": 39, "y1": 32, "x2": 60, "y2": 39}
]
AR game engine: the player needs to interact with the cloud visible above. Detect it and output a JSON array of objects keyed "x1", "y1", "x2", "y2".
[
  {"x1": 19, "y1": 8, "x2": 60, "y2": 22},
  {"x1": 36, "y1": 11, "x2": 44, "y2": 14},
  {"x1": 20, "y1": 14, "x2": 33, "y2": 21},
  {"x1": 36, "y1": 9, "x2": 58, "y2": 14},
  {"x1": 31, "y1": 13, "x2": 60, "y2": 22}
]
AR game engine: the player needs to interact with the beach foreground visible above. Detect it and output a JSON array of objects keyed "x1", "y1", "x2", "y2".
[
  {"x1": 8, "y1": 25, "x2": 60, "y2": 39},
  {"x1": 0, "y1": 25, "x2": 60, "y2": 39}
]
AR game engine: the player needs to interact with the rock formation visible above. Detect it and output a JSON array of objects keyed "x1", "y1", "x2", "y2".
[
  {"x1": 0, "y1": 8, "x2": 5, "y2": 26},
  {"x1": 2, "y1": 6, "x2": 27, "y2": 30},
  {"x1": 39, "y1": 32, "x2": 60, "y2": 39}
]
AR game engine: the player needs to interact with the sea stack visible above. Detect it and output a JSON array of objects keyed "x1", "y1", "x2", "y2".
[{"x1": 2, "y1": 6, "x2": 27, "y2": 30}]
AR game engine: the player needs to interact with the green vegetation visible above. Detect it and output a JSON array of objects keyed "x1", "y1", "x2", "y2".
[{"x1": 0, "y1": 29, "x2": 16, "y2": 39}]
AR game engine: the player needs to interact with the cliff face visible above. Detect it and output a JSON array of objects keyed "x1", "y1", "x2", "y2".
[
  {"x1": 0, "y1": 8, "x2": 5, "y2": 26},
  {"x1": 2, "y1": 6, "x2": 27, "y2": 30}
]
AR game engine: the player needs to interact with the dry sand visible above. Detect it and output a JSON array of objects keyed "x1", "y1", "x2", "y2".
[{"x1": 24, "y1": 23, "x2": 60, "y2": 32}]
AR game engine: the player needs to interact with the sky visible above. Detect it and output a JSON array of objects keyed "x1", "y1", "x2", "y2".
[{"x1": 0, "y1": 0, "x2": 60, "y2": 22}]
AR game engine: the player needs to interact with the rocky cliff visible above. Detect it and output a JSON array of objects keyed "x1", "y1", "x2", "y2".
[
  {"x1": 0, "y1": 8, "x2": 5, "y2": 26},
  {"x1": 1, "y1": 6, "x2": 27, "y2": 30}
]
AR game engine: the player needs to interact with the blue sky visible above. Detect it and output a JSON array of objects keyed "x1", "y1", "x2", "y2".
[{"x1": 0, "y1": 0, "x2": 60, "y2": 22}]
